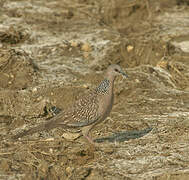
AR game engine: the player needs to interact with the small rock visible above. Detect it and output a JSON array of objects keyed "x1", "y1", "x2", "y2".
[
  {"x1": 62, "y1": 132, "x2": 81, "y2": 140},
  {"x1": 49, "y1": 148, "x2": 53, "y2": 153},
  {"x1": 83, "y1": 84, "x2": 89, "y2": 89},
  {"x1": 81, "y1": 43, "x2": 92, "y2": 52},
  {"x1": 127, "y1": 45, "x2": 134, "y2": 52},
  {"x1": 135, "y1": 79, "x2": 140, "y2": 83},
  {"x1": 46, "y1": 137, "x2": 55, "y2": 141},
  {"x1": 70, "y1": 41, "x2": 79, "y2": 47},
  {"x1": 32, "y1": 87, "x2": 38, "y2": 92}
]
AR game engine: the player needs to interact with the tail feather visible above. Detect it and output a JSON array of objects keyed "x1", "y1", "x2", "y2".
[{"x1": 12, "y1": 119, "x2": 58, "y2": 139}]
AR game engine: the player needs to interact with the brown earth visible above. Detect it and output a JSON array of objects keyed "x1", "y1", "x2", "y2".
[{"x1": 1, "y1": 0, "x2": 189, "y2": 179}]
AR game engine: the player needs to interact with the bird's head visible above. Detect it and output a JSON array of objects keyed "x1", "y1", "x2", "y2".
[{"x1": 106, "y1": 64, "x2": 128, "y2": 79}]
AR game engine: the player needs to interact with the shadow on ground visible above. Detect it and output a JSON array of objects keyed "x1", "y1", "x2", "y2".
[{"x1": 95, "y1": 127, "x2": 153, "y2": 143}]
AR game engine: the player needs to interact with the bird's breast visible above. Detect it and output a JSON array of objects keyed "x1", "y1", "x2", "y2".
[{"x1": 97, "y1": 91, "x2": 114, "y2": 122}]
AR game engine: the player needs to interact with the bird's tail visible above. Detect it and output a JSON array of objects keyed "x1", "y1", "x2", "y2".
[{"x1": 11, "y1": 119, "x2": 58, "y2": 139}]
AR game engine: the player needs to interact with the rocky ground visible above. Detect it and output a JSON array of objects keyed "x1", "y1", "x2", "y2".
[{"x1": 0, "y1": 0, "x2": 189, "y2": 179}]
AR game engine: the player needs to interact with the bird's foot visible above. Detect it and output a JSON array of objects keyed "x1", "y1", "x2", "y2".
[
  {"x1": 84, "y1": 135, "x2": 100, "y2": 148},
  {"x1": 85, "y1": 135, "x2": 95, "y2": 144}
]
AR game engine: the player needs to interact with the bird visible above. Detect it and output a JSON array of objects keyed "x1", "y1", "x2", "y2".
[{"x1": 12, "y1": 64, "x2": 128, "y2": 144}]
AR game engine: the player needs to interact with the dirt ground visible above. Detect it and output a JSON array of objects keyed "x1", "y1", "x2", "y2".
[{"x1": 0, "y1": 0, "x2": 189, "y2": 179}]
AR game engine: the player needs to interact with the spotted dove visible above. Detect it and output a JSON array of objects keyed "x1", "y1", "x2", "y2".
[{"x1": 12, "y1": 64, "x2": 128, "y2": 143}]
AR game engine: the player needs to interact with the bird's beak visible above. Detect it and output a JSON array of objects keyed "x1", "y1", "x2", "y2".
[{"x1": 120, "y1": 70, "x2": 128, "y2": 78}]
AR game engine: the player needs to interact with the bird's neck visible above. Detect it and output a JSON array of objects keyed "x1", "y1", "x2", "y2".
[
  {"x1": 105, "y1": 72, "x2": 115, "y2": 88},
  {"x1": 104, "y1": 73, "x2": 115, "y2": 94}
]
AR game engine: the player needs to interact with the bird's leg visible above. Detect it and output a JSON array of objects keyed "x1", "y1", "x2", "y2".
[
  {"x1": 81, "y1": 125, "x2": 95, "y2": 144},
  {"x1": 84, "y1": 134, "x2": 95, "y2": 144}
]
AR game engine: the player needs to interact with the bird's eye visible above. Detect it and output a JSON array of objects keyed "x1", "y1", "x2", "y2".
[{"x1": 115, "y1": 69, "x2": 119, "y2": 72}]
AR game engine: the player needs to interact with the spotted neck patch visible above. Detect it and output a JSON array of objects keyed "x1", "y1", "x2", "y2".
[{"x1": 96, "y1": 79, "x2": 110, "y2": 94}]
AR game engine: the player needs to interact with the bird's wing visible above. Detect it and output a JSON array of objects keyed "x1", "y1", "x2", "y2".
[{"x1": 57, "y1": 90, "x2": 100, "y2": 127}]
